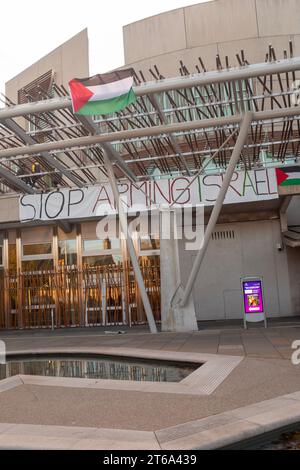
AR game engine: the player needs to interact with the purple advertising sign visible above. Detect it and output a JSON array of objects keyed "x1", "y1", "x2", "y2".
[{"x1": 242, "y1": 279, "x2": 264, "y2": 314}]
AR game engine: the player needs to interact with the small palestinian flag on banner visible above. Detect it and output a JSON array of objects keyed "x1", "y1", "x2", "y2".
[
  {"x1": 276, "y1": 166, "x2": 300, "y2": 186},
  {"x1": 68, "y1": 69, "x2": 136, "y2": 115}
]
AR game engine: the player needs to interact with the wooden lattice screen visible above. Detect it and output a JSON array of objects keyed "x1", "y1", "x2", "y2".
[{"x1": 0, "y1": 261, "x2": 161, "y2": 330}]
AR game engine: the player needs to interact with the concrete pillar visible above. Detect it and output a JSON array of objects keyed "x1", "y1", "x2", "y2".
[{"x1": 160, "y1": 210, "x2": 198, "y2": 332}]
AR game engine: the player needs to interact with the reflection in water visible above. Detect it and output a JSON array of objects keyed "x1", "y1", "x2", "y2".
[
  {"x1": 260, "y1": 429, "x2": 300, "y2": 450},
  {"x1": 0, "y1": 356, "x2": 197, "y2": 383}
]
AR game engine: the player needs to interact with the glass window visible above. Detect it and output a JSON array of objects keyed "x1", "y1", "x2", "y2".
[
  {"x1": 139, "y1": 254, "x2": 160, "y2": 264},
  {"x1": 139, "y1": 236, "x2": 160, "y2": 266},
  {"x1": 23, "y1": 243, "x2": 52, "y2": 256},
  {"x1": 22, "y1": 259, "x2": 54, "y2": 272},
  {"x1": 8, "y1": 245, "x2": 16, "y2": 272},
  {"x1": 83, "y1": 238, "x2": 120, "y2": 254},
  {"x1": 140, "y1": 236, "x2": 160, "y2": 251},
  {"x1": 58, "y1": 240, "x2": 77, "y2": 267},
  {"x1": 139, "y1": 235, "x2": 160, "y2": 266},
  {"x1": 82, "y1": 254, "x2": 122, "y2": 267},
  {"x1": 82, "y1": 237, "x2": 122, "y2": 267}
]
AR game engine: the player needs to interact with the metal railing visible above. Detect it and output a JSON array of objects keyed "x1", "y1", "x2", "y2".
[{"x1": 0, "y1": 260, "x2": 161, "y2": 330}]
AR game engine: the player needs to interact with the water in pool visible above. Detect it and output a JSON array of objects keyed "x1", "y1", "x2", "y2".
[
  {"x1": 260, "y1": 429, "x2": 300, "y2": 450},
  {"x1": 0, "y1": 355, "x2": 198, "y2": 383}
]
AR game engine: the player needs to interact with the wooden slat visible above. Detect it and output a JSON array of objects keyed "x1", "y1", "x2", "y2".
[{"x1": 2, "y1": 261, "x2": 161, "y2": 330}]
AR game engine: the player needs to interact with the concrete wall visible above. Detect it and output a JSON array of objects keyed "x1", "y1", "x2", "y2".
[
  {"x1": 178, "y1": 219, "x2": 295, "y2": 320},
  {"x1": 123, "y1": 0, "x2": 300, "y2": 79},
  {"x1": 0, "y1": 194, "x2": 19, "y2": 223},
  {"x1": 287, "y1": 196, "x2": 300, "y2": 226},
  {"x1": 286, "y1": 246, "x2": 300, "y2": 314},
  {"x1": 4, "y1": 29, "x2": 90, "y2": 184},
  {"x1": 5, "y1": 29, "x2": 89, "y2": 104}
]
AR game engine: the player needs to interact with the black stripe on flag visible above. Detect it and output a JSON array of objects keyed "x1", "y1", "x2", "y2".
[{"x1": 73, "y1": 68, "x2": 135, "y2": 87}]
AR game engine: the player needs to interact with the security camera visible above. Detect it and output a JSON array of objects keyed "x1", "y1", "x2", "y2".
[{"x1": 276, "y1": 243, "x2": 283, "y2": 251}]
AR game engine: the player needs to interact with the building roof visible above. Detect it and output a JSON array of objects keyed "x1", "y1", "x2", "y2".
[{"x1": 0, "y1": 48, "x2": 299, "y2": 195}]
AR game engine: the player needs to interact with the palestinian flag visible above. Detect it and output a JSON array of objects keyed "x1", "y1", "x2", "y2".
[
  {"x1": 68, "y1": 69, "x2": 136, "y2": 115},
  {"x1": 276, "y1": 166, "x2": 300, "y2": 186}
]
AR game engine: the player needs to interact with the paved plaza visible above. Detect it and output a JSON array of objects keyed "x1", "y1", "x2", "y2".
[
  {"x1": 0, "y1": 319, "x2": 300, "y2": 448},
  {"x1": 2, "y1": 318, "x2": 300, "y2": 359}
]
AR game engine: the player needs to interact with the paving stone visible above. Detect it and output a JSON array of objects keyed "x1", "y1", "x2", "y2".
[
  {"x1": 160, "y1": 420, "x2": 261, "y2": 450},
  {"x1": 245, "y1": 402, "x2": 300, "y2": 432}
]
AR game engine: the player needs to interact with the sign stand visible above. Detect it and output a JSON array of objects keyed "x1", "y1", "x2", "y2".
[{"x1": 241, "y1": 276, "x2": 267, "y2": 329}]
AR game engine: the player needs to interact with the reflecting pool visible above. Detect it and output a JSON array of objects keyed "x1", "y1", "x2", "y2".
[
  {"x1": 0, "y1": 355, "x2": 198, "y2": 383},
  {"x1": 260, "y1": 429, "x2": 300, "y2": 450}
]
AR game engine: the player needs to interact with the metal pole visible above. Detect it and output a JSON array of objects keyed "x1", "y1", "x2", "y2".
[
  {"x1": 3, "y1": 118, "x2": 85, "y2": 188},
  {"x1": 169, "y1": 128, "x2": 239, "y2": 209},
  {"x1": 1, "y1": 106, "x2": 300, "y2": 160},
  {"x1": 1, "y1": 56, "x2": 300, "y2": 119},
  {"x1": 102, "y1": 150, "x2": 157, "y2": 334},
  {"x1": 149, "y1": 94, "x2": 192, "y2": 176},
  {"x1": 0, "y1": 114, "x2": 241, "y2": 159},
  {"x1": 180, "y1": 111, "x2": 253, "y2": 307},
  {"x1": 51, "y1": 308, "x2": 54, "y2": 331},
  {"x1": 75, "y1": 114, "x2": 137, "y2": 182}
]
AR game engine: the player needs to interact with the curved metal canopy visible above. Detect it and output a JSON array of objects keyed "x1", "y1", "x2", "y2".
[{"x1": 0, "y1": 46, "x2": 299, "y2": 194}]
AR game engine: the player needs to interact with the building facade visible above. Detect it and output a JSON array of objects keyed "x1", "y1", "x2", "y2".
[
  {"x1": 1, "y1": 29, "x2": 161, "y2": 329},
  {"x1": 123, "y1": 0, "x2": 300, "y2": 79},
  {"x1": 0, "y1": 0, "x2": 299, "y2": 330},
  {"x1": 122, "y1": 0, "x2": 300, "y2": 322}
]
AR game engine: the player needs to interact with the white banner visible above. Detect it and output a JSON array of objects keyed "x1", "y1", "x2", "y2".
[{"x1": 19, "y1": 168, "x2": 278, "y2": 222}]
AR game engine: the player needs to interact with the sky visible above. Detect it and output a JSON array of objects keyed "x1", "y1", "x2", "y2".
[{"x1": 0, "y1": 0, "x2": 211, "y2": 97}]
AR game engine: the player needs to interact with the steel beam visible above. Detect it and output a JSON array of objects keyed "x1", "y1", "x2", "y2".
[
  {"x1": 179, "y1": 111, "x2": 253, "y2": 307},
  {"x1": 0, "y1": 97, "x2": 70, "y2": 120},
  {"x1": 136, "y1": 58, "x2": 300, "y2": 95},
  {"x1": 0, "y1": 166, "x2": 36, "y2": 194},
  {"x1": 170, "y1": 129, "x2": 239, "y2": 208},
  {"x1": 1, "y1": 57, "x2": 300, "y2": 120},
  {"x1": 77, "y1": 115, "x2": 157, "y2": 332},
  {"x1": 279, "y1": 195, "x2": 293, "y2": 232},
  {"x1": 0, "y1": 165, "x2": 35, "y2": 194},
  {"x1": 3, "y1": 118, "x2": 85, "y2": 188},
  {"x1": 0, "y1": 114, "x2": 240, "y2": 158},
  {"x1": 149, "y1": 94, "x2": 191, "y2": 176},
  {"x1": 0, "y1": 106, "x2": 300, "y2": 160},
  {"x1": 102, "y1": 149, "x2": 157, "y2": 334},
  {"x1": 280, "y1": 195, "x2": 293, "y2": 213},
  {"x1": 76, "y1": 115, "x2": 137, "y2": 182}
]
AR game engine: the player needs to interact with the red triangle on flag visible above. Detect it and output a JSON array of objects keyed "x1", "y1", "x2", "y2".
[
  {"x1": 69, "y1": 80, "x2": 94, "y2": 113},
  {"x1": 276, "y1": 168, "x2": 288, "y2": 186}
]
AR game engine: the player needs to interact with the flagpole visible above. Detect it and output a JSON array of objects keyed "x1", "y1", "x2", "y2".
[{"x1": 102, "y1": 149, "x2": 158, "y2": 334}]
